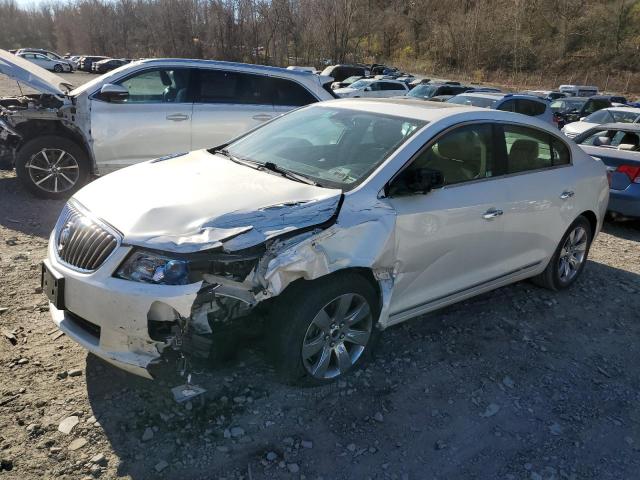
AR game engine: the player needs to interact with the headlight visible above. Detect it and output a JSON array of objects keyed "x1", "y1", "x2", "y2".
[{"x1": 116, "y1": 250, "x2": 190, "y2": 285}]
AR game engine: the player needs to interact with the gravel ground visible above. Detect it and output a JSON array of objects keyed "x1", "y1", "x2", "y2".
[{"x1": 1, "y1": 72, "x2": 640, "y2": 480}]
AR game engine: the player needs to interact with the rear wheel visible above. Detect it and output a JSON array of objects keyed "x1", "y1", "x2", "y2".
[
  {"x1": 270, "y1": 272, "x2": 380, "y2": 385},
  {"x1": 15, "y1": 136, "x2": 90, "y2": 199},
  {"x1": 533, "y1": 216, "x2": 592, "y2": 290}
]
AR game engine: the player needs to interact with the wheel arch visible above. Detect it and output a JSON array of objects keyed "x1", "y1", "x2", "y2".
[
  {"x1": 15, "y1": 120, "x2": 94, "y2": 173},
  {"x1": 578, "y1": 210, "x2": 598, "y2": 238}
]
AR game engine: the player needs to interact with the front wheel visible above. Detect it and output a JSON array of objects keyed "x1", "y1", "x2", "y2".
[
  {"x1": 53, "y1": 64, "x2": 63, "y2": 73},
  {"x1": 533, "y1": 215, "x2": 593, "y2": 290},
  {"x1": 15, "y1": 136, "x2": 90, "y2": 199},
  {"x1": 269, "y1": 272, "x2": 380, "y2": 385}
]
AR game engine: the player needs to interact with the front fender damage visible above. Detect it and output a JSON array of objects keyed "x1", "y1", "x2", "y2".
[{"x1": 140, "y1": 196, "x2": 399, "y2": 384}]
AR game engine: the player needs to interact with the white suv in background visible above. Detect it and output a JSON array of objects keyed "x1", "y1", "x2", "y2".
[
  {"x1": 334, "y1": 78, "x2": 408, "y2": 98},
  {"x1": 0, "y1": 50, "x2": 335, "y2": 198}
]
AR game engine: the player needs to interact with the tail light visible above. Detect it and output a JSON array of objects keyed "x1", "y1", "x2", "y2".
[{"x1": 616, "y1": 164, "x2": 640, "y2": 183}]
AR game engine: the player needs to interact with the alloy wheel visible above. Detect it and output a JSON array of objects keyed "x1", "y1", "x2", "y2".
[
  {"x1": 301, "y1": 293, "x2": 373, "y2": 380},
  {"x1": 558, "y1": 226, "x2": 588, "y2": 282},
  {"x1": 26, "y1": 148, "x2": 80, "y2": 194}
]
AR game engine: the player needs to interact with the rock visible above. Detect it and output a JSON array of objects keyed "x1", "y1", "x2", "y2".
[
  {"x1": 142, "y1": 427, "x2": 154, "y2": 442},
  {"x1": 49, "y1": 447, "x2": 62, "y2": 454},
  {"x1": 154, "y1": 460, "x2": 169, "y2": 473},
  {"x1": 266, "y1": 451, "x2": 278, "y2": 461},
  {"x1": 0, "y1": 458, "x2": 13, "y2": 471},
  {"x1": 481, "y1": 403, "x2": 500, "y2": 418},
  {"x1": 502, "y1": 376, "x2": 515, "y2": 388},
  {"x1": 67, "y1": 369, "x2": 82, "y2": 377},
  {"x1": 435, "y1": 440, "x2": 447, "y2": 450},
  {"x1": 68, "y1": 438, "x2": 87, "y2": 451},
  {"x1": 58, "y1": 416, "x2": 79, "y2": 434},
  {"x1": 16, "y1": 358, "x2": 28, "y2": 365},
  {"x1": 230, "y1": 426, "x2": 245, "y2": 438},
  {"x1": 549, "y1": 422, "x2": 564, "y2": 436},
  {"x1": 347, "y1": 443, "x2": 356, "y2": 452},
  {"x1": 56, "y1": 371, "x2": 68, "y2": 380},
  {"x1": 374, "y1": 412, "x2": 384, "y2": 423},
  {"x1": 301, "y1": 440, "x2": 313, "y2": 449},
  {"x1": 90, "y1": 453, "x2": 107, "y2": 465},
  {"x1": 2, "y1": 330, "x2": 16, "y2": 346},
  {"x1": 287, "y1": 463, "x2": 300, "y2": 473}
]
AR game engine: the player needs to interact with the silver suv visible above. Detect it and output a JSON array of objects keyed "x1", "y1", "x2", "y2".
[{"x1": 0, "y1": 50, "x2": 334, "y2": 198}]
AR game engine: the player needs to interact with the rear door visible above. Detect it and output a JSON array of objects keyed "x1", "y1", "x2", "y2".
[
  {"x1": 190, "y1": 69, "x2": 275, "y2": 150},
  {"x1": 90, "y1": 67, "x2": 193, "y2": 172},
  {"x1": 378, "y1": 81, "x2": 406, "y2": 97},
  {"x1": 498, "y1": 124, "x2": 576, "y2": 272},
  {"x1": 271, "y1": 77, "x2": 320, "y2": 116}
]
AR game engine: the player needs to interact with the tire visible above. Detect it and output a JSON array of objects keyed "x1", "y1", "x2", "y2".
[
  {"x1": 269, "y1": 272, "x2": 381, "y2": 386},
  {"x1": 532, "y1": 215, "x2": 593, "y2": 291},
  {"x1": 53, "y1": 64, "x2": 63, "y2": 73},
  {"x1": 15, "y1": 136, "x2": 90, "y2": 199}
]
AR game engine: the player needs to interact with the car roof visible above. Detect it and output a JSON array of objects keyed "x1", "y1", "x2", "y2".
[
  {"x1": 137, "y1": 58, "x2": 322, "y2": 80},
  {"x1": 602, "y1": 106, "x2": 640, "y2": 113},
  {"x1": 457, "y1": 92, "x2": 545, "y2": 102},
  {"x1": 316, "y1": 98, "x2": 559, "y2": 128},
  {"x1": 585, "y1": 122, "x2": 640, "y2": 132}
]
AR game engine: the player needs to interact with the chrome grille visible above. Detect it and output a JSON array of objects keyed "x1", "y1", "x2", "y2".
[{"x1": 55, "y1": 203, "x2": 119, "y2": 271}]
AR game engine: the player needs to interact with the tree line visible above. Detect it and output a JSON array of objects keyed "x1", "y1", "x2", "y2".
[{"x1": 2, "y1": 0, "x2": 640, "y2": 92}]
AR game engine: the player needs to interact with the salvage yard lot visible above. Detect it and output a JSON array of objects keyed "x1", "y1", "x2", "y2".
[{"x1": 1, "y1": 75, "x2": 640, "y2": 480}]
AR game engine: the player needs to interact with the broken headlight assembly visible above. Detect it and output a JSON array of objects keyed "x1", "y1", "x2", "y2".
[
  {"x1": 116, "y1": 250, "x2": 190, "y2": 285},
  {"x1": 115, "y1": 247, "x2": 263, "y2": 285}
]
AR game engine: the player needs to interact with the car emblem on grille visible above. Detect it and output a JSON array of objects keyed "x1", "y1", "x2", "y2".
[{"x1": 58, "y1": 222, "x2": 73, "y2": 252}]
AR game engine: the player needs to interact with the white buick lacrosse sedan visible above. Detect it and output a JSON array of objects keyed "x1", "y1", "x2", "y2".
[{"x1": 42, "y1": 99, "x2": 609, "y2": 385}]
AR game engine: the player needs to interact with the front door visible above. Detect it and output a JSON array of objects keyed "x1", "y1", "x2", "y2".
[
  {"x1": 90, "y1": 67, "x2": 193, "y2": 173},
  {"x1": 386, "y1": 123, "x2": 511, "y2": 315}
]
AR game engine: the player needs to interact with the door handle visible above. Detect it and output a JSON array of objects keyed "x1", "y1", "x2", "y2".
[
  {"x1": 560, "y1": 190, "x2": 575, "y2": 199},
  {"x1": 482, "y1": 208, "x2": 503, "y2": 220},
  {"x1": 166, "y1": 113, "x2": 189, "y2": 121},
  {"x1": 252, "y1": 114, "x2": 273, "y2": 121}
]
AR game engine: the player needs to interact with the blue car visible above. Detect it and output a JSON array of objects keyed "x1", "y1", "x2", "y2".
[
  {"x1": 574, "y1": 123, "x2": 640, "y2": 218},
  {"x1": 447, "y1": 92, "x2": 555, "y2": 125}
]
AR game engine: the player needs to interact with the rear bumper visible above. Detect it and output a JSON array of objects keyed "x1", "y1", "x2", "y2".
[{"x1": 609, "y1": 184, "x2": 640, "y2": 218}]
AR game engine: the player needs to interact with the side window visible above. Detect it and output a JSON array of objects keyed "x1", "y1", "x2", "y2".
[
  {"x1": 516, "y1": 99, "x2": 546, "y2": 116},
  {"x1": 408, "y1": 124, "x2": 496, "y2": 185},
  {"x1": 369, "y1": 82, "x2": 381, "y2": 91},
  {"x1": 497, "y1": 99, "x2": 516, "y2": 112},
  {"x1": 271, "y1": 78, "x2": 318, "y2": 107},
  {"x1": 118, "y1": 69, "x2": 191, "y2": 103},
  {"x1": 197, "y1": 70, "x2": 270, "y2": 105},
  {"x1": 503, "y1": 125, "x2": 569, "y2": 173}
]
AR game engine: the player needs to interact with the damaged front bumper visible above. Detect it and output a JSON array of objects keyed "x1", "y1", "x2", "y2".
[{"x1": 44, "y1": 234, "x2": 262, "y2": 379}]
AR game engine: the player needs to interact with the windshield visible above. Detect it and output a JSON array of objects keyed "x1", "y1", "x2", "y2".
[
  {"x1": 223, "y1": 106, "x2": 427, "y2": 189},
  {"x1": 447, "y1": 95, "x2": 498, "y2": 108},
  {"x1": 348, "y1": 80, "x2": 370, "y2": 89},
  {"x1": 407, "y1": 85, "x2": 437, "y2": 99},
  {"x1": 552, "y1": 98, "x2": 587, "y2": 112}
]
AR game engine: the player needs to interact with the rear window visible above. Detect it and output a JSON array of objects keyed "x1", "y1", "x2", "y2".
[
  {"x1": 448, "y1": 95, "x2": 498, "y2": 108},
  {"x1": 515, "y1": 99, "x2": 547, "y2": 116}
]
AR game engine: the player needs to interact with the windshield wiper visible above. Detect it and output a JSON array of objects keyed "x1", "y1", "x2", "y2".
[
  {"x1": 213, "y1": 148, "x2": 262, "y2": 170},
  {"x1": 260, "y1": 162, "x2": 322, "y2": 186}
]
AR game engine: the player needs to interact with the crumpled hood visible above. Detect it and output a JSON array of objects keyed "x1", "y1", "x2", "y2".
[
  {"x1": 72, "y1": 149, "x2": 342, "y2": 252},
  {"x1": 0, "y1": 49, "x2": 73, "y2": 95}
]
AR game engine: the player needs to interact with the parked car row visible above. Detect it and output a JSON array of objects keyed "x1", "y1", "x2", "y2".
[{"x1": 0, "y1": 49, "x2": 628, "y2": 388}]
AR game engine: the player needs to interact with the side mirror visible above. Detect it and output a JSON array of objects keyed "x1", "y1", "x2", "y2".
[
  {"x1": 386, "y1": 167, "x2": 444, "y2": 197},
  {"x1": 99, "y1": 83, "x2": 129, "y2": 102}
]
